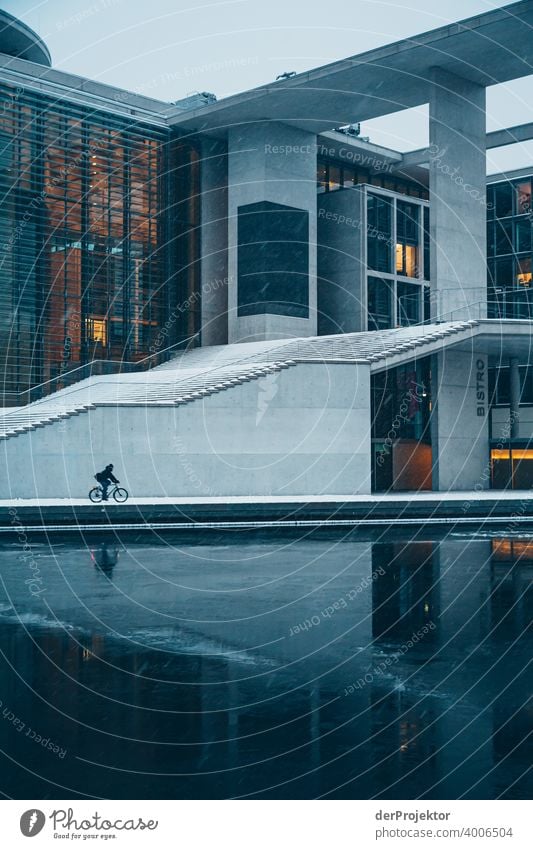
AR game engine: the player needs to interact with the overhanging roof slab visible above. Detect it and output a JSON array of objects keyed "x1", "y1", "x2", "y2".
[{"x1": 170, "y1": 0, "x2": 533, "y2": 137}]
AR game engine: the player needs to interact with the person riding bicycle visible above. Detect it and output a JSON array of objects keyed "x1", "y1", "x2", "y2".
[{"x1": 95, "y1": 464, "x2": 119, "y2": 501}]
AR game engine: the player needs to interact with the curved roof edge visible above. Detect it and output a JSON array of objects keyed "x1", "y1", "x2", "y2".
[{"x1": 0, "y1": 10, "x2": 51, "y2": 67}]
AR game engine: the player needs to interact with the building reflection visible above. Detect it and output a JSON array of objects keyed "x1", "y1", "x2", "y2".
[
  {"x1": 490, "y1": 539, "x2": 533, "y2": 636},
  {"x1": 371, "y1": 542, "x2": 439, "y2": 642}
]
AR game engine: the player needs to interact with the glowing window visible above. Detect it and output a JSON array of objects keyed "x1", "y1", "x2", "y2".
[{"x1": 86, "y1": 317, "x2": 107, "y2": 345}]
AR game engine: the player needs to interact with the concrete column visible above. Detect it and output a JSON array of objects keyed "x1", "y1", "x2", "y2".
[
  {"x1": 227, "y1": 122, "x2": 317, "y2": 343},
  {"x1": 431, "y1": 350, "x2": 490, "y2": 491},
  {"x1": 429, "y1": 69, "x2": 487, "y2": 321},
  {"x1": 199, "y1": 137, "x2": 229, "y2": 347},
  {"x1": 317, "y1": 186, "x2": 366, "y2": 334},
  {"x1": 509, "y1": 357, "x2": 520, "y2": 439}
]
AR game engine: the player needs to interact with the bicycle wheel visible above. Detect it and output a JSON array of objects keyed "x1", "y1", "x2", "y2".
[
  {"x1": 89, "y1": 487, "x2": 103, "y2": 503},
  {"x1": 113, "y1": 487, "x2": 128, "y2": 503}
]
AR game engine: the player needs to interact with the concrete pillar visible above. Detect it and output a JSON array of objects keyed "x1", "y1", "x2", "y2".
[
  {"x1": 509, "y1": 357, "x2": 520, "y2": 439},
  {"x1": 429, "y1": 69, "x2": 487, "y2": 321},
  {"x1": 199, "y1": 137, "x2": 229, "y2": 346},
  {"x1": 317, "y1": 186, "x2": 366, "y2": 334},
  {"x1": 431, "y1": 350, "x2": 490, "y2": 491},
  {"x1": 227, "y1": 122, "x2": 317, "y2": 343}
]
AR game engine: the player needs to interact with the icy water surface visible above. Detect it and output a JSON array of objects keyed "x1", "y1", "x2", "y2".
[{"x1": 0, "y1": 528, "x2": 531, "y2": 799}]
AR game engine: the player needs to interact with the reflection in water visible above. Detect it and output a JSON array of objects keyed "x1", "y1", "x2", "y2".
[
  {"x1": 0, "y1": 534, "x2": 530, "y2": 799},
  {"x1": 90, "y1": 543, "x2": 119, "y2": 577}
]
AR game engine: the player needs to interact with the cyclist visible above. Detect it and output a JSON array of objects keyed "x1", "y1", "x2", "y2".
[{"x1": 95, "y1": 464, "x2": 119, "y2": 501}]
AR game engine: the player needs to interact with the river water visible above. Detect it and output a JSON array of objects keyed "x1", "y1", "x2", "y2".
[{"x1": 0, "y1": 528, "x2": 531, "y2": 799}]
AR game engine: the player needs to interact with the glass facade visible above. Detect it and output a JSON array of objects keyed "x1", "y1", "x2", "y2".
[
  {"x1": 487, "y1": 177, "x2": 533, "y2": 319},
  {"x1": 371, "y1": 358, "x2": 432, "y2": 492},
  {"x1": 366, "y1": 189, "x2": 429, "y2": 331},
  {"x1": 0, "y1": 81, "x2": 199, "y2": 405}
]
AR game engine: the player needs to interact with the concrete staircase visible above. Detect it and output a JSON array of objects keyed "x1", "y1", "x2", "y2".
[
  {"x1": 0, "y1": 361, "x2": 294, "y2": 441},
  {"x1": 0, "y1": 321, "x2": 479, "y2": 442}
]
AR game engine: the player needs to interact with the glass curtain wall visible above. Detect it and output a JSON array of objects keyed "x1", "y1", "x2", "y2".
[
  {"x1": 0, "y1": 81, "x2": 200, "y2": 405},
  {"x1": 487, "y1": 177, "x2": 533, "y2": 319}
]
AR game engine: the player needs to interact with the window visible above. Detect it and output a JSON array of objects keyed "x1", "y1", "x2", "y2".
[
  {"x1": 495, "y1": 219, "x2": 513, "y2": 254},
  {"x1": 397, "y1": 281, "x2": 420, "y2": 326},
  {"x1": 489, "y1": 366, "x2": 533, "y2": 405},
  {"x1": 423, "y1": 207, "x2": 430, "y2": 280},
  {"x1": 516, "y1": 256, "x2": 532, "y2": 286},
  {"x1": 367, "y1": 194, "x2": 393, "y2": 274},
  {"x1": 396, "y1": 201, "x2": 419, "y2": 278},
  {"x1": 343, "y1": 167, "x2": 356, "y2": 188},
  {"x1": 515, "y1": 218, "x2": 531, "y2": 254},
  {"x1": 494, "y1": 257, "x2": 514, "y2": 287},
  {"x1": 396, "y1": 244, "x2": 418, "y2": 277},
  {"x1": 515, "y1": 180, "x2": 531, "y2": 215},
  {"x1": 368, "y1": 277, "x2": 393, "y2": 330},
  {"x1": 317, "y1": 161, "x2": 327, "y2": 194},
  {"x1": 328, "y1": 165, "x2": 341, "y2": 192},
  {"x1": 86, "y1": 317, "x2": 107, "y2": 345},
  {"x1": 493, "y1": 182, "x2": 514, "y2": 218}
]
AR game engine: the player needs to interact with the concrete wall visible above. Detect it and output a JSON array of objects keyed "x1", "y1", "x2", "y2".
[
  {"x1": 0, "y1": 362, "x2": 372, "y2": 499},
  {"x1": 198, "y1": 137, "x2": 229, "y2": 347},
  {"x1": 429, "y1": 69, "x2": 487, "y2": 321},
  {"x1": 431, "y1": 349, "x2": 490, "y2": 491},
  {"x1": 227, "y1": 122, "x2": 317, "y2": 343},
  {"x1": 317, "y1": 187, "x2": 366, "y2": 335}
]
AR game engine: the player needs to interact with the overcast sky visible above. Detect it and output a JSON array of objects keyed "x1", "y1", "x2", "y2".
[{"x1": 4, "y1": 0, "x2": 533, "y2": 172}]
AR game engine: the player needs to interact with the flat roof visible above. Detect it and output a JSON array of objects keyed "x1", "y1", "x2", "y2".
[{"x1": 169, "y1": 0, "x2": 533, "y2": 137}]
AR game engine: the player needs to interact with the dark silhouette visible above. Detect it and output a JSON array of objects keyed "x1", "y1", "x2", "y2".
[
  {"x1": 91, "y1": 542, "x2": 119, "y2": 576},
  {"x1": 95, "y1": 464, "x2": 119, "y2": 501}
]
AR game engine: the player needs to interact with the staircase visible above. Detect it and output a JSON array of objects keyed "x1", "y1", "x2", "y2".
[
  {"x1": 0, "y1": 321, "x2": 480, "y2": 442},
  {"x1": 0, "y1": 361, "x2": 294, "y2": 441}
]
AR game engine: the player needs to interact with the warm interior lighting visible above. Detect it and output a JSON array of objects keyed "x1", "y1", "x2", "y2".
[
  {"x1": 491, "y1": 449, "x2": 510, "y2": 460},
  {"x1": 395, "y1": 244, "x2": 403, "y2": 273},
  {"x1": 86, "y1": 317, "x2": 107, "y2": 345},
  {"x1": 492, "y1": 538, "x2": 533, "y2": 560},
  {"x1": 511, "y1": 449, "x2": 533, "y2": 460},
  {"x1": 517, "y1": 272, "x2": 532, "y2": 286},
  {"x1": 396, "y1": 244, "x2": 417, "y2": 277},
  {"x1": 405, "y1": 245, "x2": 417, "y2": 277}
]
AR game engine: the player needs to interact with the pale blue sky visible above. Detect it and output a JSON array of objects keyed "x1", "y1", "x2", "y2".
[{"x1": 3, "y1": 0, "x2": 533, "y2": 171}]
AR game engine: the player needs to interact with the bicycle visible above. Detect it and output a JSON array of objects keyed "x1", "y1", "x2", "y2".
[{"x1": 89, "y1": 482, "x2": 129, "y2": 503}]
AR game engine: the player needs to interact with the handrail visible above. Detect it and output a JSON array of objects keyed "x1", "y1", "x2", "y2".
[{"x1": 3, "y1": 330, "x2": 202, "y2": 401}]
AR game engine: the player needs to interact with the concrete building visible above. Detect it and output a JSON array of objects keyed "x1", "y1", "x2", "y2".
[{"x1": 2, "y1": 3, "x2": 533, "y2": 498}]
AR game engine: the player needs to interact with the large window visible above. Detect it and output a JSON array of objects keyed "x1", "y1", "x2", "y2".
[
  {"x1": 396, "y1": 201, "x2": 419, "y2": 278},
  {"x1": 397, "y1": 281, "x2": 420, "y2": 325},
  {"x1": 367, "y1": 194, "x2": 393, "y2": 274},
  {"x1": 371, "y1": 358, "x2": 432, "y2": 492},
  {"x1": 487, "y1": 177, "x2": 533, "y2": 319},
  {"x1": 368, "y1": 277, "x2": 393, "y2": 330},
  {"x1": 365, "y1": 189, "x2": 428, "y2": 329}
]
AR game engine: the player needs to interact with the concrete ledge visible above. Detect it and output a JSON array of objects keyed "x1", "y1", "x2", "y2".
[{"x1": 1, "y1": 491, "x2": 532, "y2": 530}]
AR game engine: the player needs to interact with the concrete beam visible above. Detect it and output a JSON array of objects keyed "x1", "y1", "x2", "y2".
[{"x1": 396, "y1": 121, "x2": 533, "y2": 171}]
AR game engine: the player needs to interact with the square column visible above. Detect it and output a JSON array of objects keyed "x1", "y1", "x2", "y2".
[
  {"x1": 431, "y1": 350, "x2": 489, "y2": 491},
  {"x1": 227, "y1": 122, "x2": 317, "y2": 343},
  {"x1": 429, "y1": 69, "x2": 487, "y2": 321}
]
